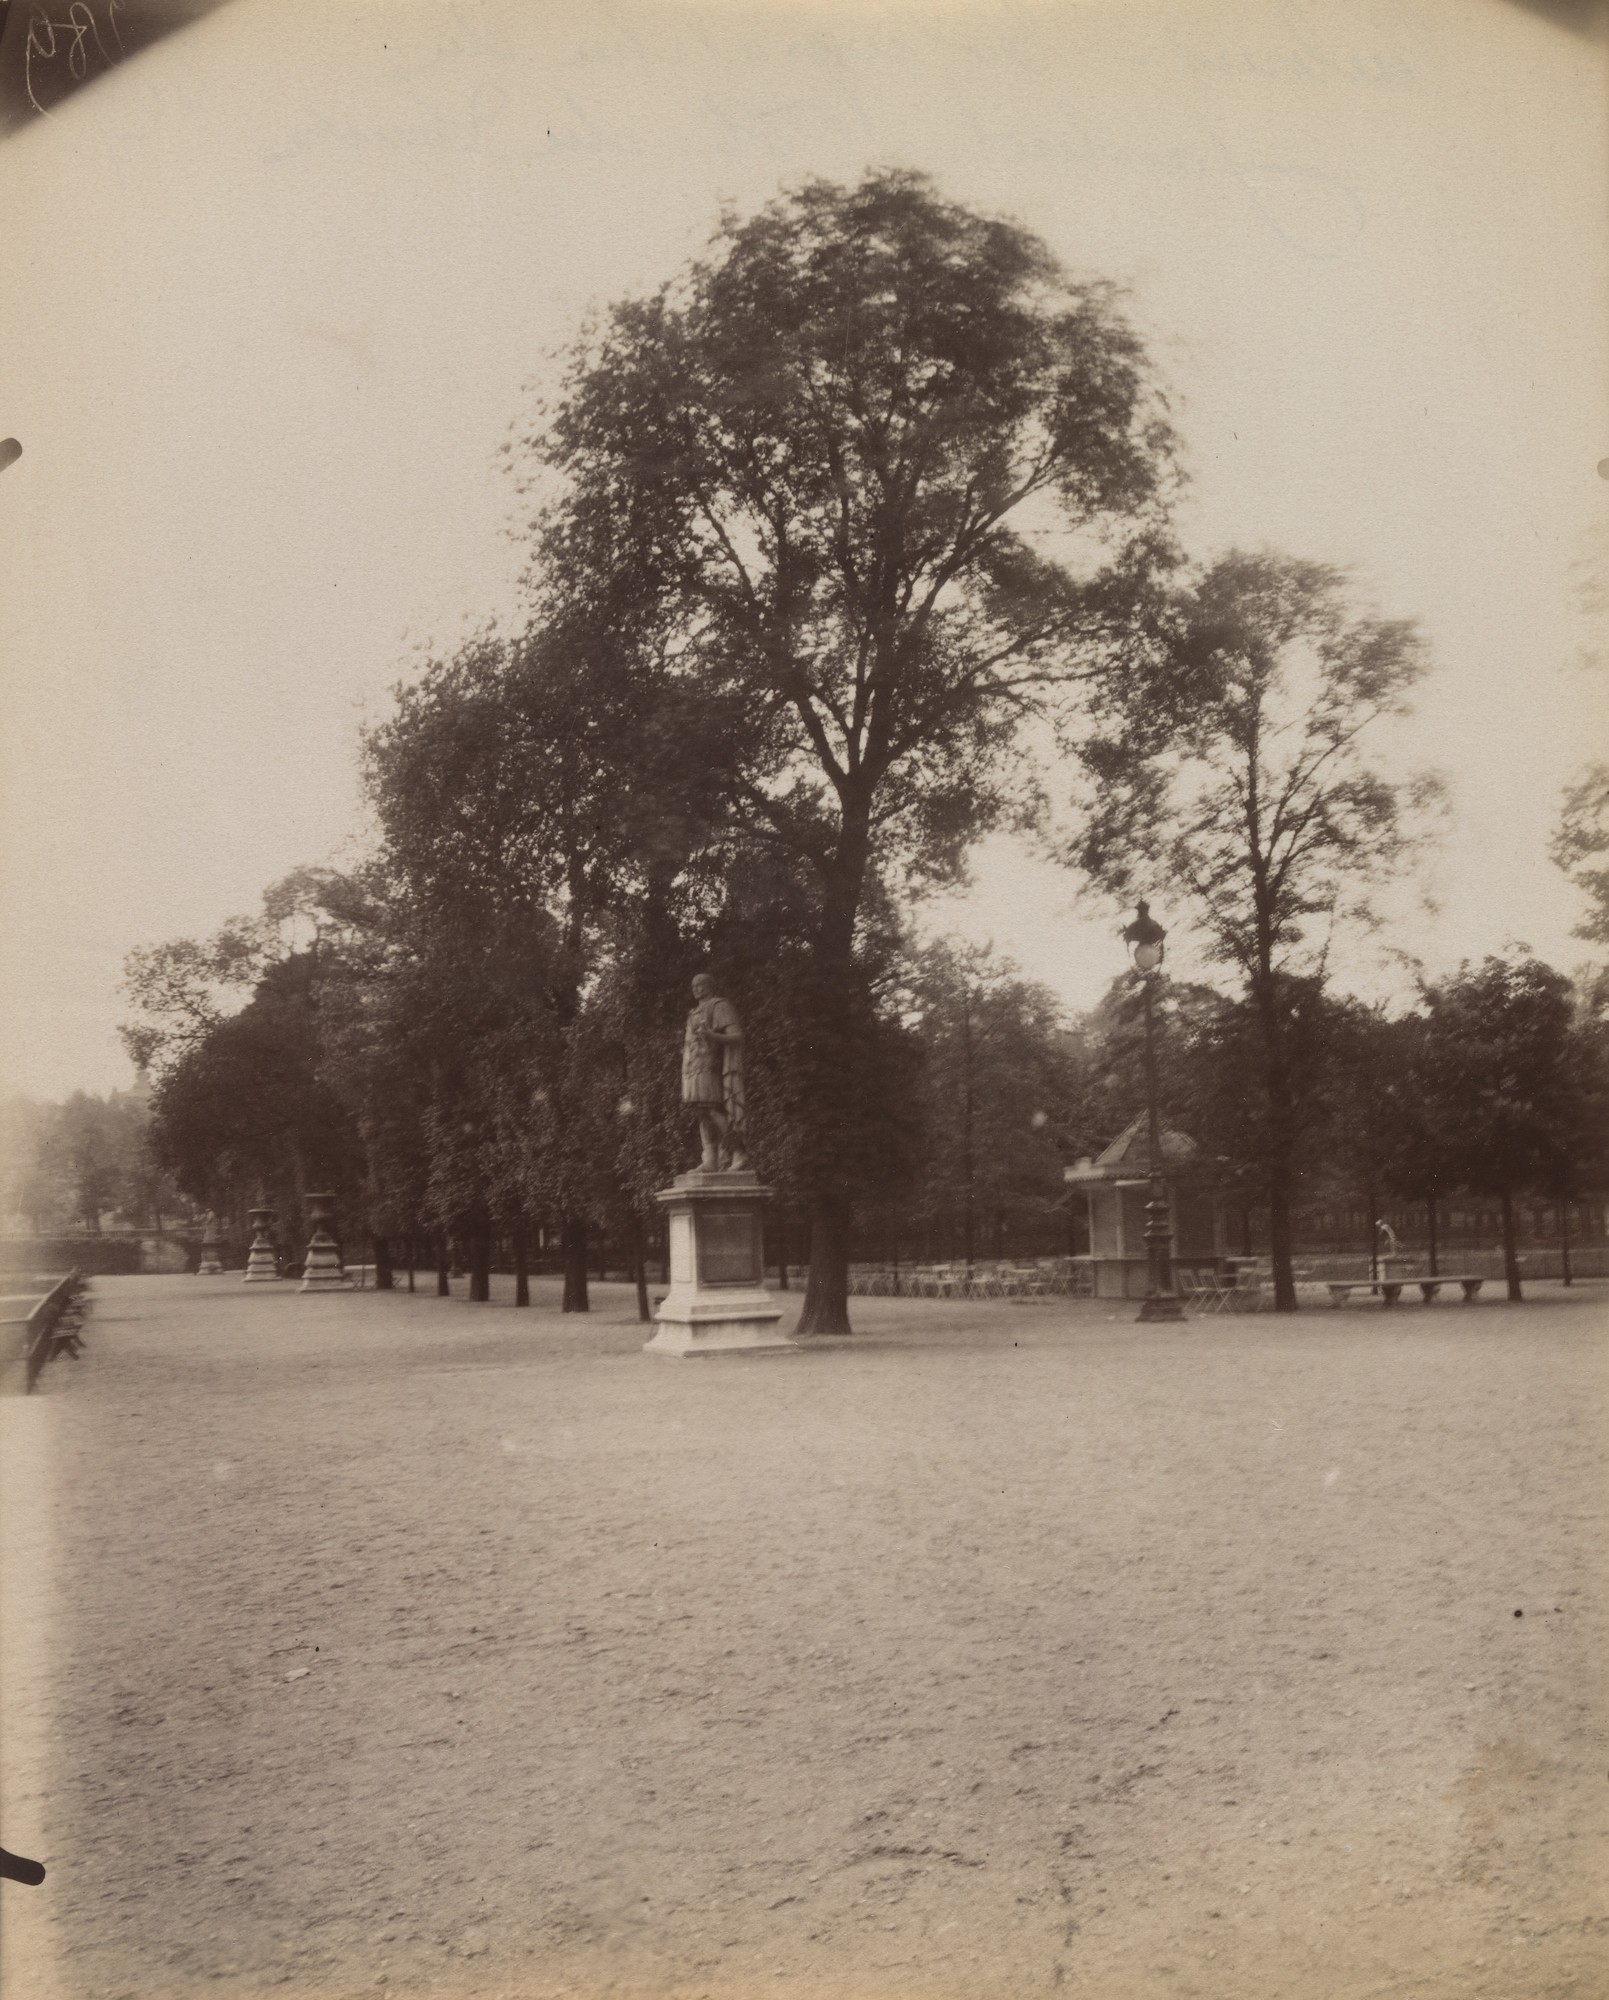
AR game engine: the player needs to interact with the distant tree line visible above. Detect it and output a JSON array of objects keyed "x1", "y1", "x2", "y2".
[
  {"x1": 109, "y1": 170, "x2": 1609, "y2": 1317},
  {"x1": 0, "y1": 1085, "x2": 182, "y2": 1241}
]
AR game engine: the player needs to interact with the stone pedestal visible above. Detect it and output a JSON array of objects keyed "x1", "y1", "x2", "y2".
[
  {"x1": 244, "y1": 1206, "x2": 280, "y2": 1283},
  {"x1": 643, "y1": 1171, "x2": 797, "y2": 1358},
  {"x1": 299, "y1": 1191, "x2": 353, "y2": 1293},
  {"x1": 197, "y1": 1214, "x2": 224, "y2": 1277}
]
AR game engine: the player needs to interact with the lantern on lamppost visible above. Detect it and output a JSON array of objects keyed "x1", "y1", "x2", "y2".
[{"x1": 1120, "y1": 901, "x2": 1187, "y2": 1324}]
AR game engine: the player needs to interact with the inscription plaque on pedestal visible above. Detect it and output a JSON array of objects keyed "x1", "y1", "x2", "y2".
[{"x1": 697, "y1": 1206, "x2": 762, "y2": 1287}]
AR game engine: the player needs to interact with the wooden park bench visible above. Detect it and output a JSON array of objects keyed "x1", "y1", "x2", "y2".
[
  {"x1": 3, "y1": 1271, "x2": 87, "y2": 1391},
  {"x1": 1326, "y1": 1275, "x2": 1485, "y2": 1308}
]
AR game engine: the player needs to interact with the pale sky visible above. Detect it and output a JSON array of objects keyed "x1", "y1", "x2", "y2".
[{"x1": 2, "y1": 0, "x2": 1606, "y2": 1098}]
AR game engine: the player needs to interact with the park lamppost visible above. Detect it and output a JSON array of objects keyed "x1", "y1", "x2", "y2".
[{"x1": 1122, "y1": 900, "x2": 1187, "y2": 1323}]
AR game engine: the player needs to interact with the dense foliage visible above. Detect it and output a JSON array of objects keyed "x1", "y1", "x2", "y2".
[{"x1": 100, "y1": 172, "x2": 1606, "y2": 1314}]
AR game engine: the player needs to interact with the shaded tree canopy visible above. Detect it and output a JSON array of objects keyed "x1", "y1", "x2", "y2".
[
  {"x1": 121, "y1": 868, "x2": 374, "y2": 1076},
  {"x1": 1415, "y1": 953, "x2": 1582, "y2": 1299},
  {"x1": 519, "y1": 166, "x2": 1182, "y2": 1332},
  {"x1": 149, "y1": 951, "x2": 365, "y2": 1225}
]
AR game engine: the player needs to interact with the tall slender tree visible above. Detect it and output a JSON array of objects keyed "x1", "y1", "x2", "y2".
[{"x1": 1073, "y1": 551, "x2": 1439, "y2": 1309}]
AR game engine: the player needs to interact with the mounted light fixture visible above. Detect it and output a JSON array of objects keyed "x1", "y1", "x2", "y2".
[{"x1": 1119, "y1": 900, "x2": 1185, "y2": 1324}]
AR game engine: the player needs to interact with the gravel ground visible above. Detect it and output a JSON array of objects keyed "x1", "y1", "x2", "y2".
[{"x1": 1, "y1": 1271, "x2": 1605, "y2": 2000}]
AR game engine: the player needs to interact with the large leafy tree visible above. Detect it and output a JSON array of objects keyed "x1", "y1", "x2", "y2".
[
  {"x1": 123, "y1": 870, "x2": 379, "y2": 1260},
  {"x1": 1416, "y1": 954, "x2": 1580, "y2": 1301},
  {"x1": 149, "y1": 952, "x2": 366, "y2": 1238},
  {"x1": 120, "y1": 867, "x2": 366, "y2": 1076},
  {"x1": 521, "y1": 168, "x2": 1178, "y2": 1333},
  {"x1": 361, "y1": 619, "x2": 733, "y2": 1309},
  {"x1": 1073, "y1": 551, "x2": 1439, "y2": 1309}
]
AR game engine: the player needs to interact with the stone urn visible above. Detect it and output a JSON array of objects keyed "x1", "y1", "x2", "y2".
[
  {"x1": 243, "y1": 1206, "x2": 280, "y2": 1283},
  {"x1": 197, "y1": 1212, "x2": 225, "y2": 1276},
  {"x1": 299, "y1": 1191, "x2": 353, "y2": 1292}
]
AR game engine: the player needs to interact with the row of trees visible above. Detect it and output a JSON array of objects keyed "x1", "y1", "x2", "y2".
[
  {"x1": 1076, "y1": 955, "x2": 1608, "y2": 1300},
  {"x1": 117, "y1": 169, "x2": 1607, "y2": 1317},
  {"x1": 119, "y1": 837, "x2": 1608, "y2": 1308},
  {"x1": 0, "y1": 1086, "x2": 181, "y2": 1239}
]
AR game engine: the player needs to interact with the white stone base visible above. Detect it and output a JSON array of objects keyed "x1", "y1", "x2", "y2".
[
  {"x1": 299, "y1": 1242, "x2": 353, "y2": 1292},
  {"x1": 243, "y1": 1250, "x2": 280, "y2": 1283},
  {"x1": 645, "y1": 1170, "x2": 798, "y2": 1358},
  {"x1": 644, "y1": 1292, "x2": 797, "y2": 1358},
  {"x1": 197, "y1": 1255, "x2": 224, "y2": 1276}
]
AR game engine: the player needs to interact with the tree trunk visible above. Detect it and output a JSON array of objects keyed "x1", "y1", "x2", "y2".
[
  {"x1": 1499, "y1": 1186, "x2": 1523, "y2": 1302},
  {"x1": 1426, "y1": 1198, "x2": 1439, "y2": 1278},
  {"x1": 793, "y1": 802, "x2": 874, "y2": 1337},
  {"x1": 1248, "y1": 929, "x2": 1300, "y2": 1313},
  {"x1": 1560, "y1": 1198, "x2": 1573, "y2": 1287},
  {"x1": 1267, "y1": 1179, "x2": 1298, "y2": 1313},
  {"x1": 774, "y1": 1204, "x2": 789, "y2": 1291},
  {"x1": 796, "y1": 1190, "x2": 853, "y2": 1336},
  {"x1": 561, "y1": 1213, "x2": 590, "y2": 1313},
  {"x1": 632, "y1": 1210, "x2": 651, "y2": 1324},
  {"x1": 406, "y1": 1230, "x2": 416, "y2": 1293},
  {"x1": 961, "y1": 988, "x2": 976, "y2": 1273},
  {"x1": 372, "y1": 1234, "x2": 395, "y2": 1292},
  {"x1": 1367, "y1": 1183, "x2": 1379, "y2": 1287},
  {"x1": 435, "y1": 1233, "x2": 450, "y2": 1297},
  {"x1": 469, "y1": 1224, "x2": 491, "y2": 1303},
  {"x1": 513, "y1": 1217, "x2": 531, "y2": 1307}
]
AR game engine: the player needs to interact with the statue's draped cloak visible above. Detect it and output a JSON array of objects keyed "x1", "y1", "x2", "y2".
[{"x1": 682, "y1": 996, "x2": 744, "y2": 1128}]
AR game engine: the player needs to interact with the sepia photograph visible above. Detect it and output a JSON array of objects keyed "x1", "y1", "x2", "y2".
[{"x1": 1, "y1": 1, "x2": 1606, "y2": 1996}]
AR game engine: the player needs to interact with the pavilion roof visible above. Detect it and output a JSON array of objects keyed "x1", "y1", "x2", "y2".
[{"x1": 1063, "y1": 1114, "x2": 1202, "y2": 1184}]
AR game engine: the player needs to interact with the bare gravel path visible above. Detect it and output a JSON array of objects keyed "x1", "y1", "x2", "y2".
[{"x1": 2, "y1": 1273, "x2": 1605, "y2": 2000}]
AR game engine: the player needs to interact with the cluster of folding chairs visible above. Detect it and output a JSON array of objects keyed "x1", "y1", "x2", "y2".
[
  {"x1": 1178, "y1": 1264, "x2": 1267, "y2": 1314},
  {"x1": 847, "y1": 1259, "x2": 1094, "y2": 1301}
]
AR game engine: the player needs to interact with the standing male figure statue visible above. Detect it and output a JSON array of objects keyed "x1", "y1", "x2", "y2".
[{"x1": 682, "y1": 972, "x2": 748, "y2": 1173}]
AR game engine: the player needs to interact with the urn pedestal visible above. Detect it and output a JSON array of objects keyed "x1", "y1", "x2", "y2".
[
  {"x1": 299, "y1": 1192, "x2": 354, "y2": 1293},
  {"x1": 643, "y1": 1170, "x2": 797, "y2": 1358},
  {"x1": 243, "y1": 1206, "x2": 280, "y2": 1283},
  {"x1": 197, "y1": 1214, "x2": 225, "y2": 1277}
]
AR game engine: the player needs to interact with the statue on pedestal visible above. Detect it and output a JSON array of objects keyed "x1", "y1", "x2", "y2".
[
  {"x1": 197, "y1": 1212, "x2": 224, "y2": 1276},
  {"x1": 649, "y1": 972, "x2": 790, "y2": 1357},
  {"x1": 681, "y1": 973, "x2": 747, "y2": 1173}
]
